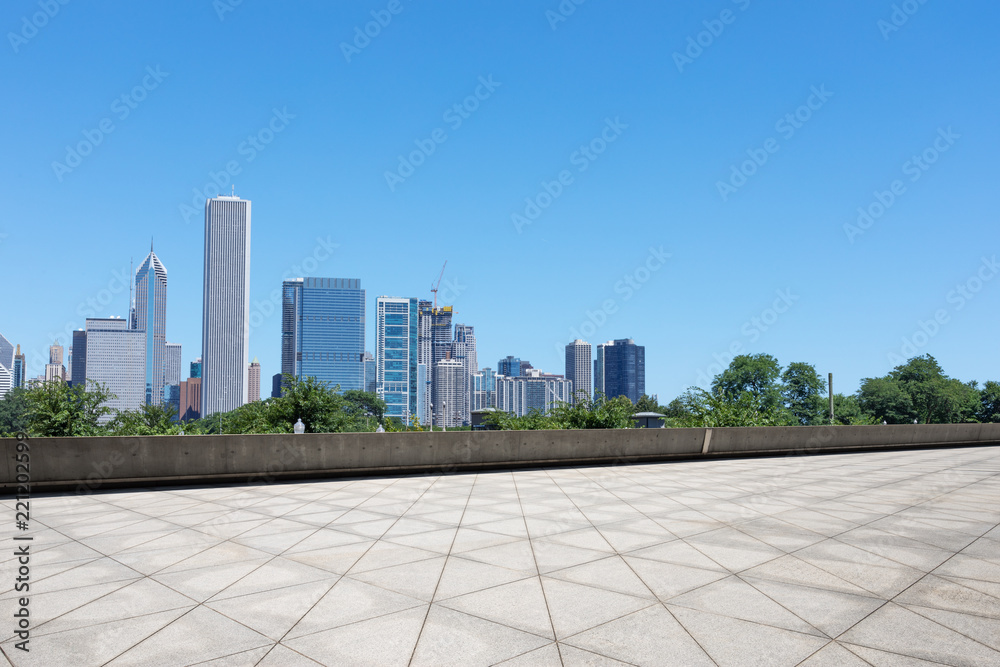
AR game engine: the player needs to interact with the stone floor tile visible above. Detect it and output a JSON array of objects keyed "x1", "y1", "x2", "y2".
[
  {"x1": 434, "y1": 555, "x2": 534, "y2": 600},
  {"x1": 104, "y1": 606, "x2": 272, "y2": 666},
  {"x1": 286, "y1": 577, "x2": 425, "y2": 639},
  {"x1": 797, "y1": 641, "x2": 870, "y2": 666},
  {"x1": 493, "y1": 642, "x2": 563, "y2": 665},
  {"x1": 349, "y1": 555, "x2": 447, "y2": 602},
  {"x1": 668, "y1": 605, "x2": 829, "y2": 667},
  {"x1": 541, "y1": 577, "x2": 655, "y2": 639},
  {"x1": 623, "y1": 556, "x2": 729, "y2": 600},
  {"x1": 457, "y1": 539, "x2": 538, "y2": 572},
  {"x1": 410, "y1": 605, "x2": 551, "y2": 666},
  {"x1": 669, "y1": 575, "x2": 823, "y2": 635},
  {"x1": 382, "y1": 526, "x2": 458, "y2": 554},
  {"x1": 842, "y1": 643, "x2": 952, "y2": 666},
  {"x1": 563, "y1": 605, "x2": 715, "y2": 666},
  {"x1": 625, "y1": 537, "x2": 728, "y2": 571},
  {"x1": 210, "y1": 556, "x2": 336, "y2": 601},
  {"x1": 440, "y1": 577, "x2": 554, "y2": 639},
  {"x1": 839, "y1": 602, "x2": 1000, "y2": 667},
  {"x1": 255, "y1": 644, "x2": 325, "y2": 666},
  {"x1": 151, "y1": 558, "x2": 271, "y2": 602},
  {"x1": 794, "y1": 540, "x2": 925, "y2": 598},
  {"x1": 557, "y1": 643, "x2": 635, "y2": 666},
  {"x1": 742, "y1": 576, "x2": 884, "y2": 637},
  {"x1": 282, "y1": 539, "x2": 375, "y2": 574},
  {"x1": 533, "y1": 541, "x2": 615, "y2": 574},
  {"x1": 206, "y1": 580, "x2": 335, "y2": 641},
  {"x1": 682, "y1": 527, "x2": 785, "y2": 572},
  {"x1": 545, "y1": 555, "x2": 656, "y2": 598},
  {"x1": 904, "y1": 603, "x2": 1000, "y2": 651},
  {"x1": 894, "y1": 574, "x2": 1000, "y2": 618},
  {"x1": 933, "y1": 553, "x2": 1000, "y2": 584},
  {"x1": 189, "y1": 646, "x2": 273, "y2": 666}
]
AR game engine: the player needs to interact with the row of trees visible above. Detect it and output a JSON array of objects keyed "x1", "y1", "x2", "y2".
[
  {"x1": 0, "y1": 375, "x2": 388, "y2": 437},
  {"x1": 1, "y1": 355, "x2": 997, "y2": 437}
]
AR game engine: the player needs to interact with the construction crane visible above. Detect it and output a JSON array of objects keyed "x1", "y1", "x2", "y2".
[{"x1": 430, "y1": 261, "x2": 447, "y2": 310}]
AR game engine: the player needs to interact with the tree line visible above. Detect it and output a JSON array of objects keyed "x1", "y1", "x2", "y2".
[{"x1": 1, "y1": 355, "x2": 997, "y2": 436}]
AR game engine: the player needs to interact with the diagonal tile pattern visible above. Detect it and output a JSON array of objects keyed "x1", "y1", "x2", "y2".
[{"x1": 1, "y1": 445, "x2": 998, "y2": 665}]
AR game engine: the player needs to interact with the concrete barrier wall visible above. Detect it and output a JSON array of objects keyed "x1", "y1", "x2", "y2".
[{"x1": 3, "y1": 423, "x2": 999, "y2": 493}]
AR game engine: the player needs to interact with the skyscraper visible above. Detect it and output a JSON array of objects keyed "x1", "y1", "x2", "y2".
[
  {"x1": 433, "y1": 358, "x2": 465, "y2": 428},
  {"x1": 565, "y1": 339, "x2": 592, "y2": 404},
  {"x1": 495, "y1": 372, "x2": 573, "y2": 417},
  {"x1": 134, "y1": 246, "x2": 168, "y2": 405},
  {"x1": 82, "y1": 317, "x2": 145, "y2": 419},
  {"x1": 594, "y1": 342, "x2": 609, "y2": 398},
  {"x1": 472, "y1": 367, "x2": 496, "y2": 411},
  {"x1": 190, "y1": 358, "x2": 202, "y2": 378},
  {"x1": 164, "y1": 343, "x2": 182, "y2": 387},
  {"x1": 201, "y1": 195, "x2": 251, "y2": 416},
  {"x1": 45, "y1": 341, "x2": 66, "y2": 382},
  {"x1": 248, "y1": 358, "x2": 261, "y2": 402},
  {"x1": 12, "y1": 345, "x2": 26, "y2": 390},
  {"x1": 0, "y1": 333, "x2": 13, "y2": 399},
  {"x1": 451, "y1": 324, "x2": 477, "y2": 425},
  {"x1": 363, "y1": 351, "x2": 376, "y2": 394},
  {"x1": 281, "y1": 278, "x2": 365, "y2": 391},
  {"x1": 603, "y1": 338, "x2": 645, "y2": 404},
  {"x1": 376, "y1": 296, "x2": 419, "y2": 424}
]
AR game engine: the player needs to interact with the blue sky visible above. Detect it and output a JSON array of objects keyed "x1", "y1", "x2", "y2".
[{"x1": 2, "y1": 0, "x2": 998, "y2": 400}]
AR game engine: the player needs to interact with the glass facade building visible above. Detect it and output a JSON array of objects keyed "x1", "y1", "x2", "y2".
[
  {"x1": 281, "y1": 278, "x2": 365, "y2": 392},
  {"x1": 0, "y1": 333, "x2": 13, "y2": 399},
  {"x1": 603, "y1": 338, "x2": 645, "y2": 404},
  {"x1": 135, "y1": 248, "x2": 168, "y2": 405},
  {"x1": 376, "y1": 297, "x2": 419, "y2": 424}
]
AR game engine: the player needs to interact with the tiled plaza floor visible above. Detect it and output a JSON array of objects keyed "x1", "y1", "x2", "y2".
[{"x1": 2, "y1": 445, "x2": 999, "y2": 666}]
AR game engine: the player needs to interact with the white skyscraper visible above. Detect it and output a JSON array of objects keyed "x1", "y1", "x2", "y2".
[
  {"x1": 201, "y1": 195, "x2": 251, "y2": 416},
  {"x1": 565, "y1": 339, "x2": 592, "y2": 404},
  {"x1": 0, "y1": 333, "x2": 14, "y2": 400},
  {"x1": 433, "y1": 358, "x2": 465, "y2": 428},
  {"x1": 82, "y1": 318, "x2": 146, "y2": 420},
  {"x1": 451, "y1": 324, "x2": 477, "y2": 425}
]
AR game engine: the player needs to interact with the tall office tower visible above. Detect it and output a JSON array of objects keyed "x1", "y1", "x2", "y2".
[
  {"x1": 281, "y1": 278, "x2": 365, "y2": 391},
  {"x1": 0, "y1": 333, "x2": 13, "y2": 399},
  {"x1": 433, "y1": 358, "x2": 465, "y2": 428},
  {"x1": 179, "y1": 378, "x2": 202, "y2": 421},
  {"x1": 82, "y1": 317, "x2": 146, "y2": 419},
  {"x1": 248, "y1": 358, "x2": 261, "y2": 402},
  {"x1": 603, "y1": 338, "x2": 646, "y2": 404},
  {"x1": 416, "y1": 363, "x2": 428, "y2": 427},
  {"x1": 494, "y1": 373, "x2": 573, "y2": 417},
  {"x1": 428, "y1": 306, "x2": 453, "y2": 417},
  {"x1": 497, "y1": 355, "x2": 522, "y2": 377},
  {"x1": 271, "y1": 373, "x2": 283, "y2": 398},
  {"x1": 134, "y1": 246, "x2": 168, "y2": 405},
  {"x1": 70, "y1": 331, "x2": 87, "y2": 388},
  {"x1": 363, "y1": 352, "x2": 377, "y2": 394},
  {"x1": 49, "y1": 342, "x2": 63, "y2": 366},
  {"x1": 66, "y1": 347, "x2": 73, "y2": 383},
  {"x1": 376, "y1": 297, "x2": 419, "y2": 424},
  {"x1": 472, "y1": 367, "x2": 496, "y2": 411},
  {"x1": 13, "y1": 345, "x2": 26, "y2": 389},
  {"x1": 190, "y1": 358, "x2": 202, "y2": 378},
  {"x1": 45, "y1": 341, "x2": 66, "y2": 382},
  {"x1": 164, "y1": 343, "x2": 182, "y2": 387},
  {"x1": 565, "y1": 339, "x2": 592, "y2": 404},
  {"x1": 593, "y1": 341, "x2": 610, "y2": 398},
  {"x1": 416, "y1": 301, "x2": 433, "y2": 425},
  {"x1": 451, "y1": 324, "x2": 477, "y2": 425},
  {"x1": 202, "y1": 195, "x2": 251, "y2": 416}
]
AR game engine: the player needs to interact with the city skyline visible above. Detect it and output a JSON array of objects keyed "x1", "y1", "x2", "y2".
[{"x1": 3, "y1": 3, "x2": 997, "y2": 403}]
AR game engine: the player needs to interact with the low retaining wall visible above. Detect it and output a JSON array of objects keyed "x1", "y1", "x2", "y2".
[{"x1": 3, "y1": 423, "x2": 999, "y2": 493}]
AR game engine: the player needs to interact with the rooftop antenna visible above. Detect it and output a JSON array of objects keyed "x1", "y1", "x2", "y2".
[{"x1": 232, "y1": 185, "x2": 235, "y2": 197}]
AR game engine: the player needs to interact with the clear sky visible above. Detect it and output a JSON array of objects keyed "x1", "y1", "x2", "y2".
[{"x1": 2, "y1": 0, "x2": 998, "y2": 401}]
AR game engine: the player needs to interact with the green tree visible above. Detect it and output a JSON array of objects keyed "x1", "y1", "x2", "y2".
[
  {"x1": 109, "y1": 402, "x2": 182, "y2": 436},
  {"x1": 634, "y1": 394, "x2": 664, "y2": 414},
  {"x1": 674, "y1": 387, "x2": 791, "y2": 427},
  {"x1": 977, "y1": 381, "x2": 1000, "y2": 423},
  {"x1": 0, "y1": 388, "x2": 29, "y2": 436},
  {"x1": 712, "y1": 354, "x2": 783, "y2": 410},
  {"x1": 550, "y1": 394, "x2": 637, "y2": 429},
  {"x1": 23, "y1": 379, "x2": 115, "y2": 436},
  {"x1": 781, "y1": 362, "x2": 826, "y2": 425},
  {"x1": 484, "y1": 408, "x2": 560, "y2": 431},
  {"x1": 831, "y1": 393, "x2": 878, "y2": 425},
  {"x1": 857, "y1": 377, "x2": 914, "y2": 424},
  {"x1": 888, "y1": 355, "x2": 979, "y2": 423}
]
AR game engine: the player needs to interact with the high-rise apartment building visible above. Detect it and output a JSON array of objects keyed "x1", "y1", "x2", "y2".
[
  {"x1": 281, "y1": 278, "x2": 365, "y2": 391},
  {"x1": 82, "y1": 317, "x2": 145, "y2": 419},
  {"x1": 0, "y1": 333, "x2": 13, "y2": 399},
  {"x1": 201, "y1": 196, "x2": 251, "y2": 416},
  {"x1": 603, "y1": 338, "x2": 645, "y2": 404},
  {"x1": 134, "y1": 247, "x2": 168, "y2": 405},
  {"x1": 190, "y1": 358, "x2": 202, "y2": 379},
  {"x1": 363, "y1": 352, "x2": 376, "y2": 394},
  {"x1": 451, "y1": 324, "x2": 477, "y2": 425},
  {"x1": 594, "y1": 342, "x2": 609, "y2": 398},
  {"x1": 433, "y1": 358, "x2": 465, "y2": 428},
  {"x1": 495, "y1": 372, "x2": 573, "y2": 417},
  {"x1": 565, "y1": 339, "x2": 592, "y2": 404},
  {"x1": 179, "y1": 378, "x2": 202, "y2": 422},
  {"x1": 472, "y1": 367, "x2": 496, "y2": 411},
  {"x1": 248, "y1": 358, "x2": 261, "y2": 402},
  {"x1": 498, "y1": 355, "x2": 522, "y2": 377},
  {"x1": 376, "y1": 297, "x2": 419, "y2": 424}
]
